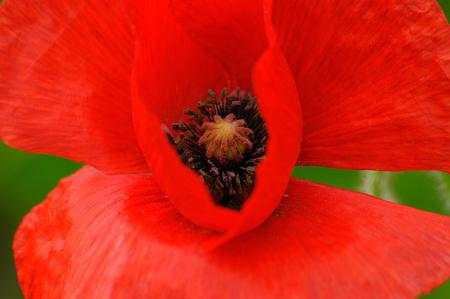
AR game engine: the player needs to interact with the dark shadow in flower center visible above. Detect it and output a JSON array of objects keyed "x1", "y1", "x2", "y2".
[{"x1": 168, "y1": 88, "x2": 268, "y2": 210}]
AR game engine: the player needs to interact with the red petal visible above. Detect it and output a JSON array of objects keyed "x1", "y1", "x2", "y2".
[
  {"x1": 224, "y1": 0, "x2": 302, "y2": 238},
  {"x1": 15, "y1": 167, "x2": 450, "y2": 298},
  {"x1": 131, "y1": 0, "x2": 238, "y2": 231},
  {"x1": 273, "y1": 0, "x2": 450, "y2": 172},
  {"x1": 131, "y1": 0, "x2": 301, "y2": 232},
  {"x1": 0, "y1": 0, "x2": 147, "y2": 173},
  {"x1": 170, "y1": 0, "x2": 267, "y2": 88}
]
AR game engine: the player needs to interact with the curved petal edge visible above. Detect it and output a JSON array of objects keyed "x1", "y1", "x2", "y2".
[
  {"x1": 14, "y1": 167, "x2": 450, "y2": 299},
  {"x1": 0, "y1": 0, "x2": 148, "y2": 173}
]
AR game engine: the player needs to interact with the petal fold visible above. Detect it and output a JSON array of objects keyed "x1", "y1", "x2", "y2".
[
  {"x1": 0, "y1": 0, "x2": 147, "y2": 173},
  {"x1": 132, "y1": 0, "x2": 301, "y2": 232},
  {"x1": 15, "y1": 167, "x2": 450, "y2": 299},
  {"x1": 224, "y1": 0, "x2": 302, "y2": 238},
  {"x1": 170, "y1": 0, "x2": 267, "y2": 88},
  {"x1": 132, "y1": 0, "x2": 238, "y2": 231},
  {"x1": 273, "y1": 0, "x2": 450, "y2": 172}
]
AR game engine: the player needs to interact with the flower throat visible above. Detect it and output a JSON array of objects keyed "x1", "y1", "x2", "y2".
[{"x1": 168, "y1": 88, "x2": 267, "y2": 210}]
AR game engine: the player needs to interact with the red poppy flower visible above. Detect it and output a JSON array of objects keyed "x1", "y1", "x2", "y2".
[{"x1": 1, "y1": 0, "x2": 450, "y2": 298}]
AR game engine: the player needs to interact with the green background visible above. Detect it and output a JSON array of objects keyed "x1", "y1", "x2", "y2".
[{"x1": 1, "y1": 1, "x2": 449, "y2": 298}]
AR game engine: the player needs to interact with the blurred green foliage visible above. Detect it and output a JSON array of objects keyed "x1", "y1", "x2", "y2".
[
  {"x1": 1, "y1": 0, "x2": 450, "y2": 298},
  {"x1": 0, "y1": 143, "x2": 81, "y2": 298}
]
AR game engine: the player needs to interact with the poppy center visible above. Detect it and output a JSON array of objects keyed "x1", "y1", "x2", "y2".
[
  {"x1": 199, "y1": 114, "x2": 253, "y2": 164},
  {"x1": 169, "y1": 88, "x2": 267, "y2": 210}
]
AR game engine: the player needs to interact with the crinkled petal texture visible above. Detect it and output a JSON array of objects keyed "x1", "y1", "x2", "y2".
[
  {"x1": 0, "y1": 0, "x2": 147, "y2": 173},
  {"x1": 14, "y1": 167, "x2": 450, "y2": 299},
  {"x1": 131, "y1": 0, "x2": 301, "y2": 234},
  {"x1": 272, "y1": 0, "x2": 450, "y2": 172}
]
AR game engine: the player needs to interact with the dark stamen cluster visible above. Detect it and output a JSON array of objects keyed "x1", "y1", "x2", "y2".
[{"x1": 168, "y1": 88, "x2": 267, "y2": 210}]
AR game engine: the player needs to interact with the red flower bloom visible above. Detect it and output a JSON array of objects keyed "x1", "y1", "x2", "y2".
[{"x1": 1, "y1": 0, "x2": 450, "y2": 298}]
